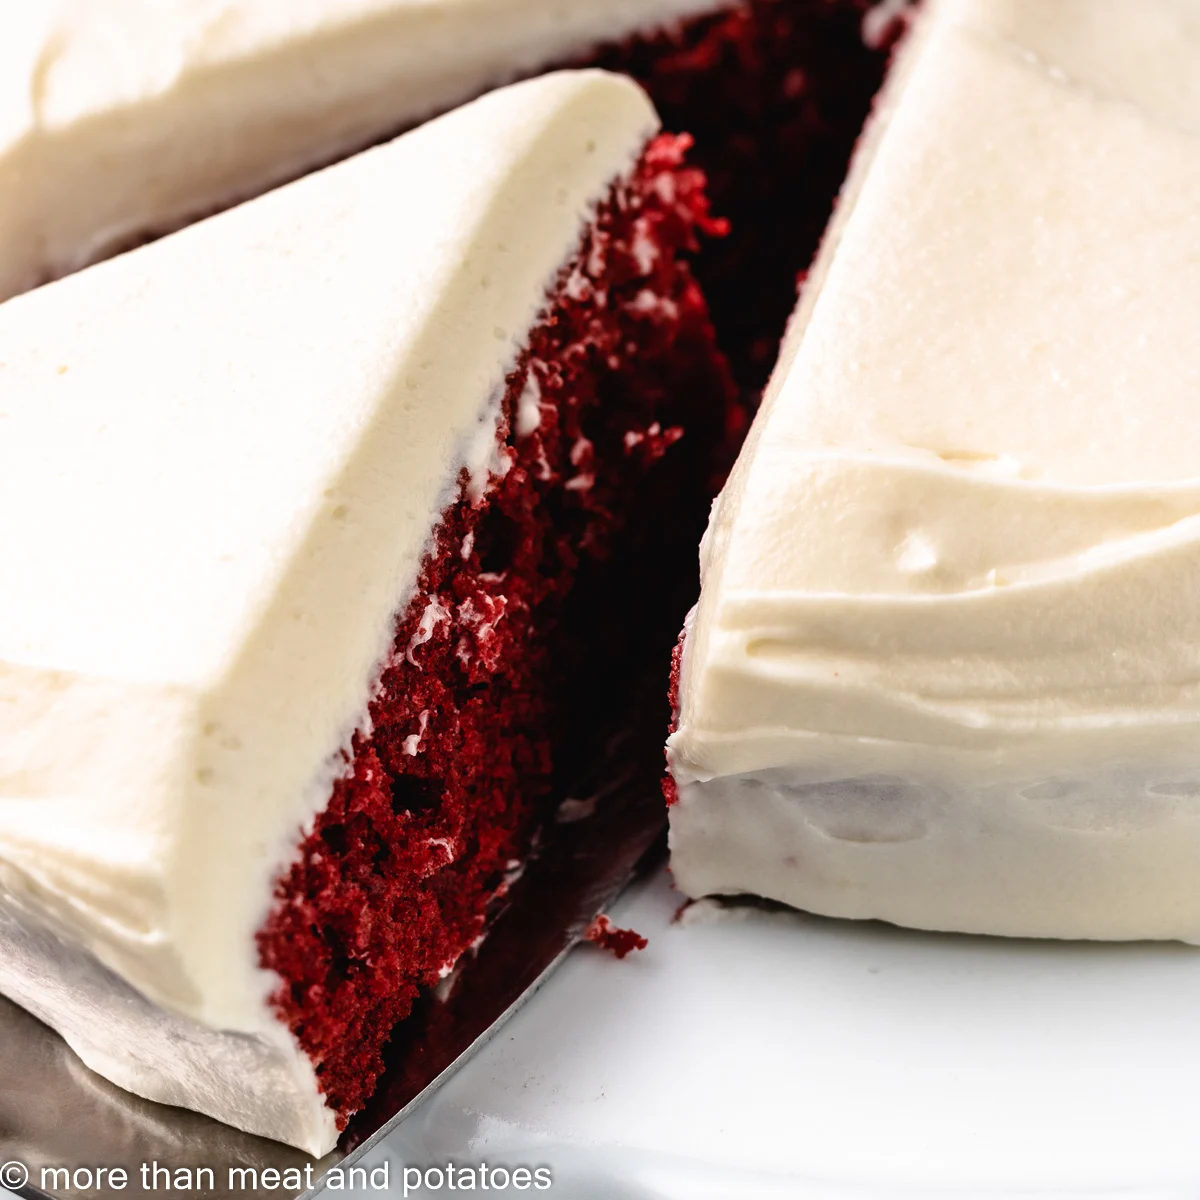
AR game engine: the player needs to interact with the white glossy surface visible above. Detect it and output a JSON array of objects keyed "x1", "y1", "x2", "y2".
[
  {"x1": 370, "y1": 864, "x2": 1200, "y2": 1198},
  {"x1": 668, "y1": 0, "x2": 1200, "y2": 939}
]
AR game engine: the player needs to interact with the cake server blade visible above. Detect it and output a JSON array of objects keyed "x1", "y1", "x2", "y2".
[{"x1": 331, "y1": 673, "x2": 671, "y2": 1175}]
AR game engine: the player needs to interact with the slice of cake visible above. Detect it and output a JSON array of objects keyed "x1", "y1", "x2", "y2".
[
  {"x1": 0, "y1": 69, "x2": 735, "y2": 1153},
  {"x1": 667, "y1": 0, "x2": 1200, "y2": 941},
  {"x1": 2, "y1": 1, "x2": 890, "y2": 391}
]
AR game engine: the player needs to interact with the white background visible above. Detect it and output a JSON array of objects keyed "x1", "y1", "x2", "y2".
[{"x1": 350, "y1": 865, "x2": 1200, "y2": 1198}]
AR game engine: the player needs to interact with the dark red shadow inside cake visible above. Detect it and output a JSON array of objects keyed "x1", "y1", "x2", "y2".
[
  {"x1": 596, "y1": 0, "x2": 894, "y2": 397},
  {"x1": 257, "y1": 134, "x2": 737, "y2": 1128}
]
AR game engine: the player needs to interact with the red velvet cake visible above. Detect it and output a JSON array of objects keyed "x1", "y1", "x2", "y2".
[
  {"x1": 0, "y1": 71, "x2": 735, "y2": 1152},
  {"x1": 667, "y1": 0, "x2": 1200, "y2": 945}
]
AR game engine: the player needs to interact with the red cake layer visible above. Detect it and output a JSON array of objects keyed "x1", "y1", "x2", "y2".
[
  {"x1": 662, "y1": 629, "x2": 687, "y2": 808},
  {"x1": 597, "y1": 0, "x2": 892, "y2": 397},
  {"x1": 256, "y1": 135, "x2": 737, "y2": 1126}
]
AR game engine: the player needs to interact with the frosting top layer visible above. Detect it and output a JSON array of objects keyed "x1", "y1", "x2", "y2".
[
  {"x1": 0, "y1": 0, "x2": 722, "y2": 300},
  {"x1": 0, "y1": 70, "x2": 657, "y2": 1049},
  {"x1": 669, "y1": 0, "x2": 1200, "y2": 785}
]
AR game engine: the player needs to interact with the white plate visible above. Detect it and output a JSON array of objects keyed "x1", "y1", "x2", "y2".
[{"x1": 357, "y1": 866, "x2": 1200, "y2": 1198}]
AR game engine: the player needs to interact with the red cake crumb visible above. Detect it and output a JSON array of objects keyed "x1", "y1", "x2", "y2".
[
  {"x1": 594, "y1": 0, "x2": 889, "y2": 398},
  {"x1": 585, "y1": 915, "x2": 649, "y2": 959},
  {"x1": 662, "y1": 609, "x2": 688, "y2": 806},
  {"x1": 256, "y1": 134, "x2": 736, "y2": 1128},
  {"x1": 667, "y1": 624, "x2": 686, "y2": 720},
  {"x1": 662, "y1": 775, "x2": 680, "y2": 808}
]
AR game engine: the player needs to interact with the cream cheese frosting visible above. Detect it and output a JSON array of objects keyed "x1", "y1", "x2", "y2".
[
  {"x1": 0, "y1": 68, "x2": 658, "y2": 1152},
  {"x1": 667, "y1": 0, "x2": 1200, "y2": 941},
  {"x1": 0, "y1": 0, "x2": 724, "y2": 302}
]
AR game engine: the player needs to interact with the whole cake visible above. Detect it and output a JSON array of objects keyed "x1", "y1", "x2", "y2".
[
  {"x1": 1, "y1": 0, "x2": 890, "y2": 390},
  {"x1": 667, "y1": 0, "x2": 1200, "y2": 941},
  {"x1": 0, "y1": 69, "x2": 736, "y2": 1152}
]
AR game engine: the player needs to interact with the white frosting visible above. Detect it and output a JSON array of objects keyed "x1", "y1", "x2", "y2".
[
  {"x1": 0, "y1": 68, "x2": 658, "y2": 1151},
  {"x1": 0, "y1": 0, "x2": 725, "y2": 302},
  {"x1": 668, "y1": 0, "x2": 1200, "y2": 941}
]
